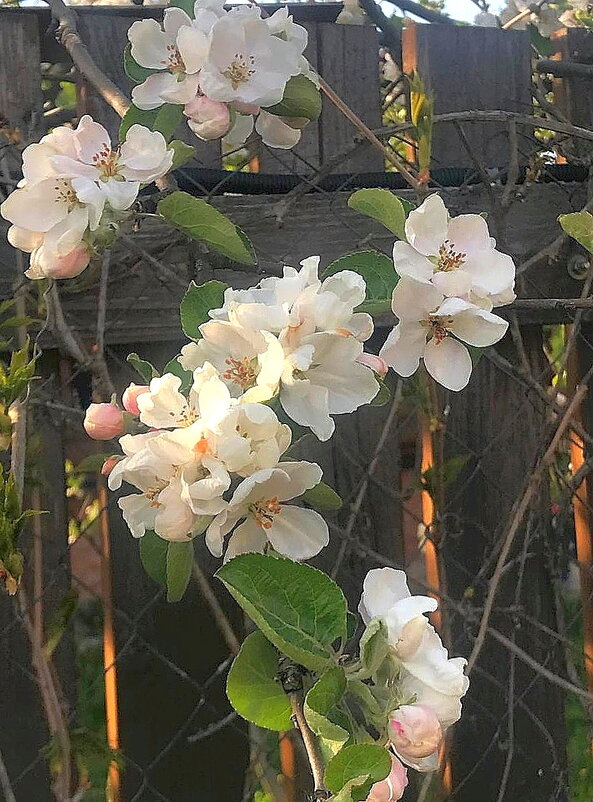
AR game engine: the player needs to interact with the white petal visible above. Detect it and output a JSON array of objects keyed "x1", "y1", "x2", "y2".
[
  {"x1": 273, "y1": 461, "x2": 322, "y2": 500},
  {"x1": 404, "y1": 194, "x2": 449, "y2": 257},
  {"x1": 70, "y1": 177, "x2": 105, "y2": 230},
  {"x1": 129, "y1": 18, "x2": 174, "y2": 70},
  {"x1": 448, "y1": 307, "x2": 508, "y2": 347},
  {"x1": 224, "y1": 518, "x2": 267, "y2": 561},
  {"x1": 267, "y1": 506, "x2": 329, "y2": 559},
  {"x1": 118, "y1": 494, "x2": 157, "y2": 538},
  {"x1": 391, "y1": 277, "x2": 444, "y2": 321},
  {"x1": 222, "y1": 114, "x2": 254, "y2": 148},
  {"x1": 423, "y1": 336, "x2": 472, "y2": 392},
  {"x1": 73, "y1": 115, "x2": 112, "y2": 164},
  {"x1": 280, "y1": 378, "x2": 333, "y2": 441},
  {"x1": 160, "y1": 73, "x2": 201, "y2": 105},
  {"x1": 445, "y1": 213, "x2": 492, "y2": 257},
  {"x1": 380, "y1": 322, "x2": 426, "y2": 377},
  {"x1": 255, "y1": 111, "x2": 300, "y2": 149},
  {"x1": 101, "y1": 178, "x2": 140, "y2": 211},
  {"x1": 163, "y1": 6, "x2": 193, "y2": 36},
  {"x1": 392, "y1": 240, "x2": 434, "y2": 283},
  {"x1": 132, "y1": 73, "x2": 179, "y2": 111},
  {"x1": 464, "y1": 249, "x2": 516, "y2": 297},
  {"x1": 359, "y1": 568, "x2": 413, "y2": 622},
  {"x1": 177, "y1": 26, "x2": 210, "y2": 74},
  {"x1": 1, "y1": 179, "x2": 68, "y2": 232}
]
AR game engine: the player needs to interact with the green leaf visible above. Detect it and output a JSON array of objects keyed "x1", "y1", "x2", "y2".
[
  {"x1": 158, "y1": 191, "x2": 257, "y2": 265},
  {"x1": 265, "y1": 75, "x2": 322, "y2": 122},
  {"x1": 227, "y1": 631, "x2": 292, "y2": 731},
  {"x1": 323, "y1": 251, "x2": 397, "y2": 316},
  {"x1": 43, "y1": 589, "x2": 79, "y2": 658},
  {"x1": 180, "y1": 279, "x2": 228, "y2": 340},
  {"x1": 370, "y1": 377, "x2": 391, "y2": 406},
  {"x1": 120, "y1": 103, "x2": 183, "y2": 142},
  {"x1": 169, "y1": 140, "x2": 196, "y2": 171},
  {"x1": 304, "y1": 667, "x2": 349, "y2": 757},
  {"x1": 330, "y1": 776, "x2": 372, "y2": 802},
  {"x1": 123, "y1": 43, "x2": 156, "y2": 83},
  {"x1": 127, "y1": 352, "x2": 158, "y2": 383},
  {"x1": 139, "y1": 530, "x2": 168, "y2": 587},
  {"x1": 169, "y1": 0, "x2": 195, "y2": 14},
  {"x1": 163, "y1": 356, "x2": 193, "y2": 392},
  {"x1": 302, "y1": 481, "x2": 342, "y2": 511},
  {"x1": 166, "y1": 541, "x2": 194, "y2": 602},
  {"x1": 559, "y1": 211, "x2": 593, "y2": 255},
  {"x1": 355, "y1": 619, "x2": 390, "y2": 679},
  {"x1": 348, "y1": 189, "x2": 413, "y2": 241},
  {"x1": 217, "y1": 554, "x2": 348, "y2": 672},
  {"x1": 325, "y1": 744, "x2": 392, "y2": 802}
]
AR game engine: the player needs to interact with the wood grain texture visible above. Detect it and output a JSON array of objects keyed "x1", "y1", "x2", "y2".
[
  {"x1": 0, "y1": 12, "x2": 43, "y2": 136},
  {"x1": 552, "y1": 28, "x2": 593, "y2": 161},
  {"x1": 402, "y1": 24, "x2": 533, "y2": 168}
]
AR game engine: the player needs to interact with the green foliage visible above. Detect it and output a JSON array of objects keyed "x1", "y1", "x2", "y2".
[
  {"x1": 119, "y1": 103, "x2": 183, "y2": 142},
  {"x1": 168, "y1": 140, "x2": 196, "y2": 171},
  {"x1": 166, "y1": 540, "x2": 194, "y2": 602},
  {"x1": 0, "y1": 340, "x2": 37, "y2": 408},
  {"x1": 217, "y1": 553, "x2": 348, "y2": 671},
  {"x1": 370, "y1": 377, "x2": 391, "y2": 406},
  {"x1": 162, "y1": 356, "x2": 193, "y2": 391},
  {"x1": 409, "y1": 71, "x2": 433, "y2": 173},
  {"x1": 123, "y1": 43, "x2": 156, "y2": 83},
  {"x1": 227, "y1": 631, "x2": 293, "y2": 731},
  {"x1": 323, "y1": 251, "x2": 398, "y2": 316},
  {"x1": 127, "y1": 352, "x2": 158, "y2": 383},
  {"x1": 422, "y1": 454, "x2": 469, "y2": 500},
  {"x1": 265, "y1": 75, "x2": 322, "y2": 121},
  {"x1": 348, "y1": 188, "x2": 414, "y2": 241},
  {"x1": 43, "y1": 588, "x2": 79, "y2": 658},
  {"x1": 325, "y1": 744, "x2": 392, "y2": 802},
  {"x1": 0, "y1": 469, "x2": 39, "y2": 595},
  {"x1": 302, "y1": 481, "x2": 343, "y2": 511},
  {"x1": 304, "y1": 667, "x2": 349, "y2": 757},
  {"x1": 158, "y1": 191, "x2": 257, "y2": 265},
  {"x1": 139, "y1": 530, "x2": 168, "y2": 587},
  {"x1": 350, "y1": 618, "x2": 390, "y2": 680},
  {"x1": 559, "y1": 211, "x2": 593, "y2": 255},
  {"x1": 169, "y1": 0, "x2": 195, "y2": 14},
  {"x1": 180, "y1": 279, "x2": 228, "y2": 340}
]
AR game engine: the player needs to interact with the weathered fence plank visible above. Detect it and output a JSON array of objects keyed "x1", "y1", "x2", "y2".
[{"x1": 0, "y1": 11, "x2": 43, "y2": 137}]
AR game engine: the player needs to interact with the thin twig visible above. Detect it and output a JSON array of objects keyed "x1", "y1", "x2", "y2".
[
  {"x1": 192, "y1": 561, "x2": 240, "y2": 655},
  {"x1": 0, "y1": 749, "x2": 16, "y2": 802},
  {"x1": 96, "y1": 249, "x2": 111, "y2": 360}
]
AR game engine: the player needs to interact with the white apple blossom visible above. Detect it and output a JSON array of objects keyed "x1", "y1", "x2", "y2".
[
  {"x1": 128, "y1": 8, "x2": 210, "y2": 110},
  {"x1": 393, "y1": 194, "x2": 516, "y2": 305},
  {"x1": 380, "y1": 277, "x2": 508, "y2": 392},
  {"x1": 199, "y1": 7, "x2": 303, "y2": 107},
  {"x1": 205, "y1": 461, "x2": 329, "y2": 561}
]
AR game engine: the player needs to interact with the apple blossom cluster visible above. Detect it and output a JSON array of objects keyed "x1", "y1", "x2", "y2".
[
  {"x1": 0, "y1": 116, "x2": 173, "y2": 279},
  {"x1": 360, "y1": 567, "x2": 469, "y2": 799},
  {"x1": 380, "y1": 194, "x2": 516, "y2": 391},
  {"x1": 178, "y1": 256, "x2": 381, "y2": 440},
  {"x1": 128, "y1": 0, "x2": 315, "y2": 150}
]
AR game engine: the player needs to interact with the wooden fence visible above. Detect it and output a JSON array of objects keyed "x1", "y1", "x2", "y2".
[{"x1": 1, "y1": 5, "x2": 593, "y2": 801}]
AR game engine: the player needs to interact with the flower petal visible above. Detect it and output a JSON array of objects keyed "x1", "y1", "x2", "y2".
[
  {"x1": 392, "y1": 240, "x2": 434, "y2": 283},
  {"x1": 267, "y1": 505, "x2": 329, "y2": 559},
  {"x1": 423, "y1": 336, "x2": 472, "y2": 392},
  {"x1": 404, "y1": 194, "x2": 449, "y2": 257},
  {"x1": 380, "y1": 322, "x2": 426, "y2": 377}
]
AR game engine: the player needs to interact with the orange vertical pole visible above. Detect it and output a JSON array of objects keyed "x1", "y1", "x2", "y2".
[
  {"x1": 279, "y1": 732, "x2": 296, "y2": 802},
  {"x1": 421, "y1": 415, "x2": 442, "y2": 632},
  {"x1": 99, "y1": 483, "x2": 121, "y2": 802}
]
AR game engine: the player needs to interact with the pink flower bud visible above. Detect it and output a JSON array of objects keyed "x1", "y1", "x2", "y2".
[
  {"x1": 184, "y1": 96, "x2": 231, "y2": 140},
  {"x1": 365, "y1": 755, "x2": 408, "y2": 802},
  {"x1": 84, "y1": 403, "x2": 124, "y2": 441},
  {"x1": 122, "y1": 383, "x2": 149, "y2": 416},
  {"x1": 389, "y1": 705, "x2": 443, "y2": 760},
  {"x1": 101, "y1": 456, "x2": 121, "y2": 477},
  {"x1": 51, "y1": 246, "x2": 91, "y2": 278},
  {"x1": 357, "y1": 352, "x2": 388, "y2": 378}
]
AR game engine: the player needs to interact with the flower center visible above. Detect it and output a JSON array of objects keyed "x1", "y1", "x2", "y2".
[
  {"x1": 249, "y1": 496, "x2": 282, "y2": 530},
  {"x1": 437, "y1": 240, "x2": 466, "y2": 272},
  {"x1": 420, "y1": 314, "x2": 455, "y2": 344},
  {"x1": 223, "y1": 53, "x2": 255, "y2": 89},
  {"x1": 145, "y1": 479, "x2": 168, "y2": 506},
  {"x1": 176, "y1": 407, "x2": 198, "y2": 426},
  {"x1": 91, "y1": 142, "x2": 121, "y2": 180},
  {"x1": 163, "y1": 43, "x2": 186, "y2": 74},
  {"x1": 53, "y1": 179, "x2": 79, "y2": 209},
  {"x1": 193, "y1": 437, "x2": 210, "y2": 456},
  {"x1": 223, "y1": 357, "x2": 257, "y2": 389}
]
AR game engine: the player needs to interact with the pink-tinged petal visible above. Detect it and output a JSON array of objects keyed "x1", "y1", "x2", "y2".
[
  {"x1": 423, "y1": 336, "x2": 472, "y2": 392},
  {"x1": 404, "y1": 194, "x2": 449, "y2": 257},
  {"x1": 163, "y1": 6, "x2": 193, "y2": 36},
  {"x1": 132, "y1": 73, "x2": 178, "y2": 111},
  {"x1": 390, "y1": 277, "x2": 443, "y2": 321},
  {"x1": 128, "y1": 18, "x2": 174, "y2": 70},
  {"x1": 7, "y1": 226, "x2": 43, "y2": 253},
  {"x1": 1, "y1": 179, "x2": 68, "y2": 232},
  {"x1": 365, "y1": 755, "x2": 408, "y2": 802},
  {"x1": 255, "y1": 111, "x2": 301, "y2": 149},
  {"x1": 160, "y1": 72, "x2": 201, "y2": 105},
  {"x1": 267, "y1": 505, "x2": 329, "y2": 559},
  {"x1": 445, "y1": 213, "x2": 492, "y2": 257},
  {"x1": 185, "y1": 96, "x2": 231, "y2": 140},
  {"x1": 70, "y1": 177, "x2": 105, "y2": 230},
  {"x1": 176, "y1": 26, "x2": 210, "y2": 74},
  {"x1": 49, "y1": 155, "x2": 98, "y2": 180},
  {"x1": 449, "y1": 307, "x2": 508, "y2": 347},
  {"x1": 101, "y1": 178, "x2": 140, "y2": 211},
  {"x1": 431, "y1": 269, "x2": 473, "y2": 298},
  {"x1": 392, "y1": 240, "x2": 433, "y2": 283},
  {"x1": 389, "y1": 705, "x2": 443, "y2": 760},
  {"x1": 73, "y1": 115, "x2": 111, "y2": 164},
  {"x1": 463, "y1": 249, "x2": 516, "y2": 296},
  {"x1": 380, "y1": 322, "x2": 426, "y2": 377}
]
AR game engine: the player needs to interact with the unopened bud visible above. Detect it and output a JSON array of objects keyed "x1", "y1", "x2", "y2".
[{"x1": 83, "y1": 403, "x2": 124, "y2": 441}]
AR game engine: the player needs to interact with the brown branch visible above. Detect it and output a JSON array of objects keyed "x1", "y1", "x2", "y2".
[
  {"x1": 192, "y1": 561, "x2": 240, "y2": 655},
  {"x1": 381, "y1": 0, "x2": 456, "y2": 24}
]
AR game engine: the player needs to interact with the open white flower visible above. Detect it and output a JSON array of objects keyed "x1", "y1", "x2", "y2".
[
  {"x1": 380, "y1": 278, "x2": 508, "y2": 392},
  {"x1": 205, "y1": 461, "x2": 328, "y2": 560},
  {"x1": 50, "y1": 116, "x2": 172, "y2": 211},
  {"x1": 128, "y1": 8, "x2": 210, "y2": 110},
  {"x1": 200, "y1": 8, "x2": 302, "y2": 106},
  {"x1": 393, "y1": 194, "x2": 515, "y2": 304}
]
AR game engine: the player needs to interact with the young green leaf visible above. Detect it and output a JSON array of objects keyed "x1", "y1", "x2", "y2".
[
  {"x1": 559, "y1": 211, "x2": 593, "y2": 255},
  {"x1": 180, "y1": 279, "x2": 228, "y2": 340},
  {"x1": 217, "y1": 554, "x2": 348, "y2": 672},
  {"x1": 354, "y1": 618, "x2": 390, "y2": 679},
  {"x1": 169, "y1": 0, "x2": 195, "y2": 14},
  {"x1": 265, "y1": 74, "x2": 322, "y2": 121},
  {"x1": 302, "y1": 482, "x2": 343, "y2": 511},
  {"x1": 120, "y1": 103, "x2": 183, "y2": 142},
  {"x1": 330, "y1": 776, "x2": 372, "y2": 802},
  {"x1": 227, "y1": 631, "x2": 292, "y2": 731},
  {"x1": 127, "y1": 353, "x2": 159, "y2": 383},
  {"x1": 139, "y1": 530, "x2": 168, "y2": 587},
  {"x1": 166, "y1": 540, "x2": 194, "y2": 602},
  {"x1": 325, "y1": 744, "x2": 392, "y2": 802},
  {"x1": 123, "y1": 43, "x2": 156, "y2": 83},
  {"x1": 158, "y1": 191, "x2": 257, "y2": 265},
  {"x1": 348, "y1": 189, "x2": 414, "y2": 241},
  {"x1": 168, "y1": 140, "x2": 196, "y2": 171},
  {"x1": 323, "y1": 251, "x2": 397, "y2": 316},
  {"x1": 370, "y1": 377, "x2": 391, "y2": 406},
  {"x1": 162, "y1": 356, "x2": 193, "y2": 392},
  {"x1": 304, "y1": 667, "x2": 349, "y2": 757}
]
